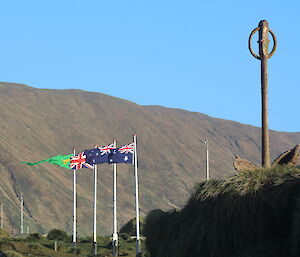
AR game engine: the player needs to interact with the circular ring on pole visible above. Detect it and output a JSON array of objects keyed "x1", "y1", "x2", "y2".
[
  {"x1": 248, "y1": 27, "x2": 277, "y2": 60},
  {"x1": 268, "y1": 28, "x2": 277, "y2": 58},
  {"x1": 248, "y1": 27, "x2": 260, "y2": 60}
]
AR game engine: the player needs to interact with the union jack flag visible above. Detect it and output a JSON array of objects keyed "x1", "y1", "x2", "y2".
[
  {"x1": 99, "y1": 143, "x2": 114, "y2": 155},
  {"x1": 70, "y1": 152, "x2": 94, "y2": 170},
  {"x1": 118, "y1": 143, "x2": 135, "y2": 154}
]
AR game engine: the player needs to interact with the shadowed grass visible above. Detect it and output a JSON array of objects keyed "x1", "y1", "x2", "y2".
[
  {"x1": 144, "y1": 166, "x2": 300, "y2": 257},
  {"x1": 120, "y1": 217, "x2": 145, "y2": 236}
]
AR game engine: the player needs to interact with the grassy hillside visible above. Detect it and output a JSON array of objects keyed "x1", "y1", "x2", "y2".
[
  {"x1": 0, "y1": 228, "x2": 11, "y2": 239},
  {"x1": 144, "y1": 166, "x2": 300, "y2": 257},
  {"x1": 0, "y1": 82, "x2": 299, "y2": 236},
  {"x1": 0, "y1": 232, "x2": 143, "y2": 257}
]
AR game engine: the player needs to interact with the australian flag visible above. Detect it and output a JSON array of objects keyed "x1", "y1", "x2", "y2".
[
  {"x1": 108, "y1": 143, "x2": 134, "y2": 164},
  {"x1": 84, "y1": 143, "x2": 114, "y2": 165}
]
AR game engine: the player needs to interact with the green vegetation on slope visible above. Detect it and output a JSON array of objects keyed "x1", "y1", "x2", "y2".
[
  {"x1": 144, "y1": 166, "x2": 300, "y2": 257},
  {"x1": 0, "y1": 228, "x2": 11, "y2": 239},
  {"x1": 0, "y1": 229, "x2": 147, "y2": 257}
]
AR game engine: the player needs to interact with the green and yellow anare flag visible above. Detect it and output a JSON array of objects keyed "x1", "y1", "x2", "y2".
[{"x1": 22, "y1": 154, "x2": 73, "y2": 169}]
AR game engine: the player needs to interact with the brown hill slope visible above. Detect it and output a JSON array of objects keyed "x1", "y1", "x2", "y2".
[{"x1": 0, "y1": 82, "x2": 299, "y2": 236}]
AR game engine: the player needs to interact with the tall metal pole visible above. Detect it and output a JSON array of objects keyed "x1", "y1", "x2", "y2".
[
  {"x1": 204, "y1": 140, "x2": 210, "y2": 179},
  {"x1": 1, "y1": 203, "x2": 3, "y2": 229},
  {"x1": 20, "y1": 194, "x2": 24, "y2": 234},
  {"x1": 112, "y1": 140, "x2": 118, "y2": 257},
  {"x1": 133, "y1": 135, "x2": 141, "y2": 257},
  {"x1": 73, "y1": 149, "x2": 77, "y2": 248},
  {"x1": 93, "y1": 149, "x2": 98, "y2": 255},
  {"x1": 248, "y1": 20, "x2": 277, "y2": 168},
  {"x1": 259, "y1": 20, "x2": 270, "y2": 168}
]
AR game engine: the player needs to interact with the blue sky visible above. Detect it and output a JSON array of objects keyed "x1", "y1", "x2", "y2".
[{"x1": 1, "y1": 0, "x2": 299, "y2": 132}]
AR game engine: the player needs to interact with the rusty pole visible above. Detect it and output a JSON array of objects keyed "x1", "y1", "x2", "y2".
[
  {"x1": 259, "y1": 20, "x2": 271, "y2": 168},
  {"x1": 248, "y1": 20, "x2": 277, "y2": 168}
]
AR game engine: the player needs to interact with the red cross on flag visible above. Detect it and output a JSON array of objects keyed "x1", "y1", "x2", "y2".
[{"x1": 70, "y1": 152, "x2": 94, "y2": 170}]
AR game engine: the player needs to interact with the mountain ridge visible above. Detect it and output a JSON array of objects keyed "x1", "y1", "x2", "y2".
[{"x1": 0, "y1": 82, "x2": 299, "y2": 236}]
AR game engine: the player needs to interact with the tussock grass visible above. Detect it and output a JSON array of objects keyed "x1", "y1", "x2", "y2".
[{"x1": 144, "y1": 166, "x2": 300, "y2": 257}]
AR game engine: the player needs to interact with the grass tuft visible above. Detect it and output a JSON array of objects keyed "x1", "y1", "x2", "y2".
[{"x1": 144, "y1": 166, "x2": 300, "y2": 257}]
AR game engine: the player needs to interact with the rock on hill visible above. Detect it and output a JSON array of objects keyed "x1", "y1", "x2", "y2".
[{"x1": 0, "y1": 82, "x2": 299, "y2": 235}]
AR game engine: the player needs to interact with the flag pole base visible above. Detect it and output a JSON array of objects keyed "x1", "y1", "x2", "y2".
[
  {"x1": 73, "y1": 242, "x2": 77, "y2": 254},
  {"x1": 112, "y1": 239, "x2": 118, "y2": 257},
  {"x1": 92, "y1": 242, "x2": 97, "y2": 255},
  {"x1": 135, "y1": 239, "x2": 141, "y2": 257}
]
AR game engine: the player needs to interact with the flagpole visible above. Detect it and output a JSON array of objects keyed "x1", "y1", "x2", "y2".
[
  {"x1": 20, "y1": 193, "x2": 24, "y2": 234},
  {"x1": 0, "y1": 203, "x2": 3, "y2": 229},
  {"x1": 112, "y1": 140, "x2": 118, "y2": 257},
  {"x1": 73, "y1": 149, "x2": 77, "y2": 250},
  {"x1": 205, "y1": 140, "x2": 210, "y2": 179},
  {"x1": 93, "y1": 157, "x2": 98, "y2": 255},
  {"x1": 133, "y1": 135, "x2": 141, "y2": 256}
]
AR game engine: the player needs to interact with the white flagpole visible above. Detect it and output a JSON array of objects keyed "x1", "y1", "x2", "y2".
[
  {"x1": 205, "y1": 140, "x2": 210, "y2": 179},
  {"x1": 112, "y1": 140, "x2": 118, "y2": 257},
  {"x1": 20, "y1": 193, "x2": 24, "y2": 234},
  {"x1": 133, "y1": 135, "x2": 141, "y2": 256},
  {"x1": 73, "y1": 149, "x2": 77, "y2": 248},
  {"x1": 93, "y1": 152, "x2": 98, "y2": 255},
  {"x1": 1, "y1": 203, "x2": 3, "y2": 229}
]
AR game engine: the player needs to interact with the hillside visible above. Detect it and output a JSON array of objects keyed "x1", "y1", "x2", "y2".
[{"x1": 0, "y1": 82, "x2": 299, "y2": 236}]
